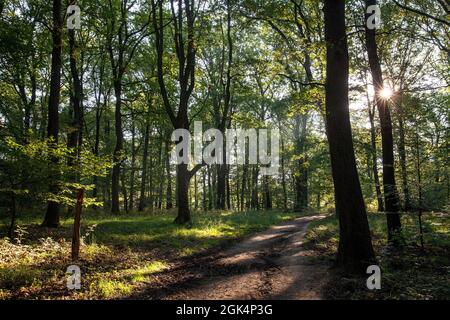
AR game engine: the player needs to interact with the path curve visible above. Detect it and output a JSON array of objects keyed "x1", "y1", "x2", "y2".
[{"x1": 152, "y1": 214, "x2": 329, "y2": 300}]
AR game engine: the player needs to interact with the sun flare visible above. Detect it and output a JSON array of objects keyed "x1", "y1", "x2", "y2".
[{"x1": 379, "y1": 87, "x2": 394, "y2": 99}]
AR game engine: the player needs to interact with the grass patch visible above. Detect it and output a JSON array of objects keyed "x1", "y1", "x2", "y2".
[
  {"x1": 0, "y1": 266, "x2": 41, "y2": 290},
  {"x1": 91, "y1": 279, "x2": 134, "y2": 298},
  {"x1": 126, "y1": 261, "x2": 168, "y2": 283},
  {"x1": 0, "y1": 209, "x2": 302, "y2": 299}
]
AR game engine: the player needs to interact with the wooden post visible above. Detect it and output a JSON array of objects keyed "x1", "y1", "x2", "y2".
[{"x1": 72, "y1": 188, "x2": 84, "y2": 262}]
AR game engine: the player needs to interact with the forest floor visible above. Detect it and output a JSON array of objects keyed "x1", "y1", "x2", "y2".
[{"x1": 0, "y1": 209, "x2": 449, "y2": 299}]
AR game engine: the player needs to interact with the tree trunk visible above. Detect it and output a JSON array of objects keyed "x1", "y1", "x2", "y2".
[
  {"x1": 194, "y1": 172, "x2": 198, "y2": 210},
  {"x1": 157, "y1": 135, "x2": 164, "y2": 209},
  {"x1": 324, "y1": 0, "x2": 376, "y2": 273},
  {"x1": 397, "y1": 100, "x2": 411, "y2": 210},
  {"x1": 281, "y1": 137, "x2": 288, "y2": 210},
  {"x1": 217, "y1": 164, "x2": 227, "y2": 209},
  {"x1": 71, "y1": 189, "x2": 84, "y2": 262},
  {"x1": 129, "y1": 119, "x2": 136, "y2": 210},
  {"x1": 138, "y1": 117, "x2": 150, "y2": 211},
  {"x1": 121, "y1": 172, "x2": 128, "y2": 213},
  {"x1": 226, "y1": 166, "x2": 231, "y2": 209},
  {"x1": 67, "y1": 17, "x2": 84, "y2": 216},
  {"x1": 151, "y1": 0, "x2": 202, "y2": 224},
  {"x1": 241, "y1": 163, "x2": 247, "y2": 211},
  {"x1": 165, "y1": 139, "x2": 173, "y2": 209},
  {"x1": 251, "y1": 167, "x2": 259, "y2": 210},
  {"x1": 67, "y1": 24, "x2": 83, "y2": 161},
  {"x1": 111, "y1": 80, "x2": 123, "y2": 214},
  {"x1": 207, "y1": 165, "x2": 213, "y2": 210},
  {"x1": 263, "y1": 175, "x2": 272, "y2": 209},
  {"x1": 148, "y1": 146, "x2": 154, "y2": 211},
  {"x1": 93, "y1": 79, "x2": 107, "y2": 200},
  {"x1": 365, "y1": 0, "x2": 402, "y2": 242},
  {"x1": 42, "y1": 0, "x2": 63, "y2": 228},
  {"x1": 414, "y1": 122, "x2": 424, "y2": 248},
  {"x1": 202, "y1": 169, "x2": 207, "y2": 211},
  {"x1": 8, "y1": 192, "x2": 16, "y2": 240},
  {"x1": 174, "y1": 164, "x2": 191, "y2": 224},
  {"x1": 368, "y1": 102, "x2": 384, "y2": 212},
  {"x1": 294, "y1": 115, "x2": 308, "y2": 211}
]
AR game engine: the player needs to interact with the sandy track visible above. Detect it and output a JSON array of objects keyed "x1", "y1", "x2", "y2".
[{"x1": 139, "y1": 214, "x2": 329, "y2": 300}]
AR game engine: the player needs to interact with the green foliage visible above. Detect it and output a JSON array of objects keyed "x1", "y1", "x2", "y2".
[{"x1": 0, "y1": 135, "x2": 112, "y2": 213}]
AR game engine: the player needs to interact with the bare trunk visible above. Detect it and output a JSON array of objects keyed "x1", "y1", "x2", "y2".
[
  {"x1": 8, "y1": 192, "x2": 16, "y2": 240},
  {"x1": 174, "y1": 164, "x2": 191, "y2": 224},
  {"x1": 368, "y1": 103, "x2": 384, "y2": 211},
  {"x1": 281, "y1": 137, "x2": 288, "y2": 210},
  {"x1": 71, "y1": 189, "x2": 84, "y2": 262},
  {"x1": 365, "y1": 0, "x2": 402, "y2": 243},
  {"x1": 165, "y1": 139, "x2": 173, "y2": 209},
  {"x1": 129, "y1": 120, "x2": 136, "y2": 210},
  {"x1": 43, "y1": 0, "x2": 63, "y2": 228},
  {"x1": 325, "y1": 0, "x2": 376, "y2": 273},
  {"x1": 294, "y1": 115, "x2": 308, "y2": 211},
  {"x1": 398, "y1": 110, "x2": 411, "y2": 210},
  {"x1": 111, "y1": 80, "x2": 123, "y2": 214},
  {"x1": 138, "y1": 117, "x2": 150, "y2": 211},
  {"x1": 121, "y1": 172, "x2": 128, "y2": 213}
]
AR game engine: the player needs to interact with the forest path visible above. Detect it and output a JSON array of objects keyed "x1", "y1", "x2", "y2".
[{"x1": 135, "y1": 214, "x2": 329, "y2": 300}]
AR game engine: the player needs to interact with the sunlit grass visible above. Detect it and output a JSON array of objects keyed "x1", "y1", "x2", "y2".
[
  {"x1": 91, "y1": 278, "x2": 133, "y2": 298},
  {"x1": 126, "y1": 261, "x2": 168, "y2": 283},
  {"x1": 0, "y1": 209, "x2": 303, "y2": 299}
]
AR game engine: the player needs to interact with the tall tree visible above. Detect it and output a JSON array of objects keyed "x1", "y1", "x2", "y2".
[
  {"x1": 324, "y1": 0, "x2": 375, "y2": 272},
  {"x1": 152, "y1": 0, "x2": 203, "y2": 224},
  {"x1": 138, "y1": 101, "x2": 151, "y2": 211},
  {"x1": 106, "y1": 0, "x2": 148, "y2": 213},
  {"x1": 42, "y1": 0, "x2": 63, "y2": 227},
  {"x1": 365, "y1": 0, "x2": 402, "y2": 242},
  {"x1": 67, "y1": 0, "x2": 84, "y2": 216}
]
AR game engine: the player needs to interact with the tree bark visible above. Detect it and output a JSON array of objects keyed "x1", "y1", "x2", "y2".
[
  {"x1": 368, "y1": 100, "x2": 384, "y2": 211},
  {"x1": 8, "y1": 192, "x2": 16, "y2": 240},
  {"x1": 174, "y1": 163, "x2": 191, "y2": 224},
  {"x1": 67, "y1": 12, "x2": 84, "y2": 216},
  {"x1": 324, "y1": 0, "x2": 376, "y2": 273},
  {"x1": 139, "y1": 114, "x2": 150, "y2": 211},
  {"x1": 121, "y1": 171, "x2": 128, "y2": 213},
  {"x1": 215, "y1": 0, "x2": 233, "y2": 210},
  {"x1": 129, "y1": 118, "x2": 136, "y2": 210},
  {"x1": 111, "y1": 80, "x2": 123, "y2": 214},
  {"x1": 294, "y1": 115, "x2": 308, "y2": 210},
  {"x1": 71, "y1": 189, "x2": 83, "y2": 262},
  {"x1": 365, "y1": 0, "x2": 402, "y2": 242},
  {"x1": 67, "y1": 21, "x2": 83, "y2": 161},
  {"x1": 152, "y1": 0, "x2": 202, "y2": 224},
  {"x1": 42, "y1": 0, "x2": 63, "y2": 228},
  {"x1": 165, "y1": 138, "x2": 173, "y2": 209},
  {"x1": 92, "y1": 62, "x2": 106, "y2": 200},
  {"x1": 280, "y1": 137, "x2": 288, "y2": 210},
  {"x1": 202, "y1": 169, "x2": 207, "y2": 210},
  {"x1": 397, "y1": 96, "x2": 411, "y2": 210}
]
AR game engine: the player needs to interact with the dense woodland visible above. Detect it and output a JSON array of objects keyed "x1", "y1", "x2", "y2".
[{"x1": 0, "y1": 0, "x2": 449, "y2": 293}]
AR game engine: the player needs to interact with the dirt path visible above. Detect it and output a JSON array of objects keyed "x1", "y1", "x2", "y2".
[{"x1": 135, "y1": 214, "x2": 329, "y2": 300}]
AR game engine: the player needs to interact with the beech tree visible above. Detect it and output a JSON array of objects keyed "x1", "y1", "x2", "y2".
[
  {"x1": 42, "y1": 0, "x2": 63, "y2": 227},
  {"x1": 324, "y1": 0, "x2": 375, "y2": 272},
  {"x1": 151, "y1": 0, "x2": 204, "y2": 224},
  {"x1": 365, "y1": 0, "x2": 402, "y2": 243}
]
